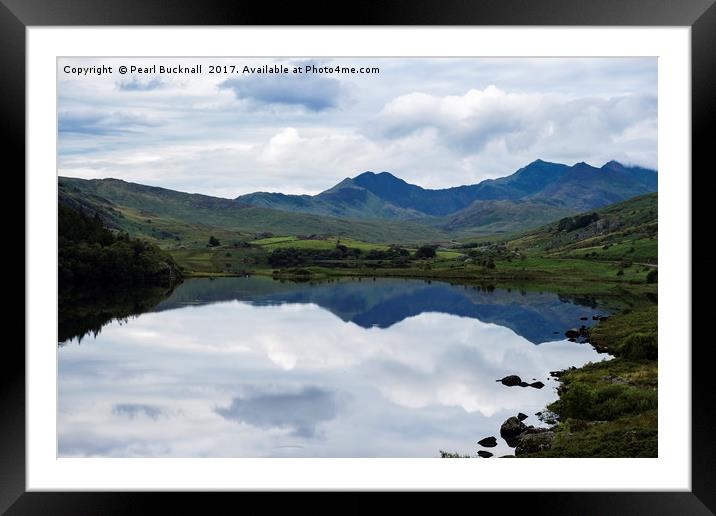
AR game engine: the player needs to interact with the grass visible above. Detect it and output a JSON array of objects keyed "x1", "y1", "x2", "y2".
[
  {"x1": 590, "y1": 305, "x2": 658, "y2": 354},
  {"x1": 518, "y1": 305, "x2": 658, "y2": 458},
  {"x1": 526, "y1": 411, "x2": 658, "y2": 458},
  {"x1": 253, "y1": 236, "x2": 389, "y2": 252}
]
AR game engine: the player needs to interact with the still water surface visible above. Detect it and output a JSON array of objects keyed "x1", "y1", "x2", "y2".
[{"x1": 58, "y1": 276, "x2": 610, "y2": 457}]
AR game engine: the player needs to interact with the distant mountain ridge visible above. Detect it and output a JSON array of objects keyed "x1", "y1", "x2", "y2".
[
  {"x1": 58, "y1": 159, "x2": 657, "y2": 243},
  {"x1": 235, "y1": 159, "x2": 657, "y2": 220}
]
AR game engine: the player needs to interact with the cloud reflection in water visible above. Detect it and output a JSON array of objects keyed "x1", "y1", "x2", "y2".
[{"x1": 58, "y1": 279, "x2": 609, "y2": 457}]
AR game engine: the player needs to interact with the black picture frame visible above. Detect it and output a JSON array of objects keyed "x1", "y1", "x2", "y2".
[{"x1": 4, "y1": 0, "x2": 708, "y2": 512}]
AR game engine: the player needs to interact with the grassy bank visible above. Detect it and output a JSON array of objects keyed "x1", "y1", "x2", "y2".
[{"x1": 518, "y1": 305, "x2": 658, "y2": 457}]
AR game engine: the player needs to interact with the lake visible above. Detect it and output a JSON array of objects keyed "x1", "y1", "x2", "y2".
[{"x1": 58, "y1": 276, "x2": 611, "y2": 458}]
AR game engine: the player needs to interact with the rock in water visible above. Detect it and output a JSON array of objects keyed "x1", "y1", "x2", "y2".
[
  {"x1": 478, "y1": 436, "x2": 498, "y2": 448},
  {"x1": 530, "y1": 381, "x2": 545, "y2": 389},
  {"x1": 519, "y1": 381, "x2": 530, "y2": 387},
  {"x1": 497, "y1": 375, "x2": 522, "y2": 387},
  {"x1": 517, "y1": 412, "x2": 528, "y2": 421},
  {"x1": 565, "y1": 329, "x2": 580, "y2": 338},
  {"x1": 477, "y1": 450, "x2": 493, "y2": 458},
  {"x1": 515, "y1": 431, "x2": 555, "y2": 456},
  {"x1": 500, "y1": 416, "x2": 527, "y2": 447}
]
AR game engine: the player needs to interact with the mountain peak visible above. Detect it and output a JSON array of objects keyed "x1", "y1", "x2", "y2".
[
  {"x1": 572, "y1": 161, "x2": 598, "y2": 172},
  {"x1": 352, "y1": 170, "x2": 408, "y2": 188},
  {"x1": 354, "y1": 170, "x2": 400, "y2": 180},
  {"x1": 602, "y1": 160, "x2": 628, "y2": 171}
]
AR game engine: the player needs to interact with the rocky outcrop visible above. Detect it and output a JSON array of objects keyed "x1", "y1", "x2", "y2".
[
  {"x1": 500, "y1": 417, "x2": 528, "y2": 447},
  {"x1": 499, "y1": 414, "x2": 557, "y2": 454},
  {"x1": 515, "y1": 429, "x2": 555, "y2": 456}
]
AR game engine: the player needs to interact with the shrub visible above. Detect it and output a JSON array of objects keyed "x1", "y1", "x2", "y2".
[
  {"x1": 556, "y1": 383, "x2": 657, "y2": 421},
  {"x1": 439, "y1": 451, "x2": 470, "y2": 458},
  {"x1": 558, "y1": 212, "x2": 599, "y2": 232},
  {"x1": 415, "y1": 244, "x2": 438, "y2": 259}
]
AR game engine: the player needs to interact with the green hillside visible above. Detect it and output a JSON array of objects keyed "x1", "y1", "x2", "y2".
[
  {"x1": 239, "y1": 182, "x2": 426, "y2": 220},
  {"x1": 506, "y1": 193, "x2": 657, "y2": 263},
  {"x1": 58, "y1": 177, "x2": 449, "y2": 245},
  {"x1": 432, "y1": 199, "x2": 574, "y2": 235}
]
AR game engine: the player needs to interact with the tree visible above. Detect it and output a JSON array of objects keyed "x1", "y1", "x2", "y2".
[
  {"x1": 415, "y1": 244, "x2": 437, "y2": 259},
  {"x1": 208, "y1": 236, "x2": 221, "y2": 247}
]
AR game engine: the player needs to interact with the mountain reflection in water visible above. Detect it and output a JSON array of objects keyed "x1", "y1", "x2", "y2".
[
  {"x1": 151, "y1": 276, "x2": 605, "y2": 344},
  {"x1": 58, "y1": 276, "x2": 610, "y2": 457}
]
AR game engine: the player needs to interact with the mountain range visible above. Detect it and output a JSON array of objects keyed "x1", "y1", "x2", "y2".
[
  {"x1": 58, "y1": 159, "x2": 657, "y2": 242},
  {"x1": 235, "y1": 159, "x2": 657, "y2": 220},
  {"x1": 153, "y1": 276, "x2": 603, "y2": 344}
]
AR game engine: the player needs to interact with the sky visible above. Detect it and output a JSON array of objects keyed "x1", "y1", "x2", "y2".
[{"x1": 58, "y1": 57, "x2": 657, "y2": 198}]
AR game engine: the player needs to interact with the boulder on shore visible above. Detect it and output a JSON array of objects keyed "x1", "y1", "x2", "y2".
[
  {"x1": 517, "y1": 412, "x2": 528, "y2": 421},
  {"x1": 500, "y1": 416, "x2": 527, "y2": 447},
  {"x1": 515, "y1": 430, "x2": 555, "y2": 456},
  {"x1": 497, "y1": 375, "x2": 522, "y2": 387}
]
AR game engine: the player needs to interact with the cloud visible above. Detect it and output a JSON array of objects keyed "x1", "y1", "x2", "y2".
[
  {"x1": 377, "y1": 85, "x2": 657, "y2": 159},
  {"x1": 59, "y1": 110, "x2": 161, "y2": 135},
  {"x1": 215, "y1": 386, "x2": 339, "y2": 438},
  {"x1": 117, "y1": 76, "x2": 166, "y2": 91},
  {"x1": 112, "y1": 403, "x2": 163, "y2": 420},
  {"x1": 218, "y1": 74, "x2": 343, "y2": 112}
]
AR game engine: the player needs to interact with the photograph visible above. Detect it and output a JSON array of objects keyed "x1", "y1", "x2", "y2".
[{"x1": 57, "y1": 56, "x2": 659, "y2": 459}]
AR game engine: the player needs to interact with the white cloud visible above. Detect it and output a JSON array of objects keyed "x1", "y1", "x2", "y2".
[{"x1": 376, "y1": 85, "x2": 657, "y2": 170}]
